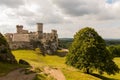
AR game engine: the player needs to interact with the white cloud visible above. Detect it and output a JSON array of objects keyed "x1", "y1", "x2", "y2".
[
  {"x1": 0, "y1": 0, "x2": 120, "y2": 39},
  {"x1": 0, "y1": 0, "x2": 24, "y2": 8}
]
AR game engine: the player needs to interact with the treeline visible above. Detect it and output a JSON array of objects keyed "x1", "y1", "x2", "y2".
[
  {"x1": 105, "y1": 39, "x2": 120, "y2": 45},
  {"x1": 58, "y1": 38, "x2": 73, "y2": 49},
  {"x1": 107, "y1": 45, "x2": 120, "y2": 58},
  {"x1": 59, "y1": 38, "x2": 120, "y2": 58},
  {"x1": 59, "y1": 38, "x2": 120, "y2": 49}
]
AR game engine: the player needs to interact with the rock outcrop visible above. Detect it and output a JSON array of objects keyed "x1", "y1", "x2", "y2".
[
  {"x1": 19, "y1": 59, "x2": 30, "y2": 66},
  {"x1": 0, "y1": 33, "x2": 17, "y2": 63}
]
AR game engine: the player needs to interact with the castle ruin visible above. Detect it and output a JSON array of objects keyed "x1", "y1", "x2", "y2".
[{"x1": 5, "y1": 23, "x2": 58, "y2": 54}]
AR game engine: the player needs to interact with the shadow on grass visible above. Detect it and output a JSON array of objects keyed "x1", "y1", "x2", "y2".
[{"x1": 90, "y1": 73, "x2": 118, "y2": 80}]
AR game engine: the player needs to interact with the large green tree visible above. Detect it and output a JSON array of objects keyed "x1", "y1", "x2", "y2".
[{"x1": 66, "y1": 27, "x2": 119, "y2": 75}]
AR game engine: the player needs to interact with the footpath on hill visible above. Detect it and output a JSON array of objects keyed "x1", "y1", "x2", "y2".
[
  {"x1": 0, "y1": 67, "x2": 66, "y2": 80},
  {"x1": 0, "y1": 68, "x2": 36, "y2": 80},
  {"x1": 44, "y1": 67, "x2": 66, "y2": 80}
]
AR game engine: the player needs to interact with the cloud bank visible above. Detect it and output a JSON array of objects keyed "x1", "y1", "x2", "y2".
[{"x1": 0, "y1": 0, "x2": 120, "y2": 38}]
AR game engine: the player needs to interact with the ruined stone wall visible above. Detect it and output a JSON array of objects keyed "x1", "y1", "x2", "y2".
[
  {"x1": 9, "y1": 42, "x2": 32, "y2": 49},
  {"x1": 21, "y1": 30, "x2": 28, "y2": 34},
  {"x1": 29, "y1": 33, "x2": 38, "y2": 41},
  {"x1": 12, "y1": 34, "x2": 30, "y2": 42},
  {"x1": 41, "y1": 30, "x2": 58, "y2": 54}
]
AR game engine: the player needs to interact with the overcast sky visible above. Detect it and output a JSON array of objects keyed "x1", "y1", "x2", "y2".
[{"x1": 0, "y1": 0, "x2": 120, "y2": 38}]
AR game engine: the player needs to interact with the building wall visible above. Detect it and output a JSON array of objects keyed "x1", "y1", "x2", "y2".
[
  {"x1": 9, "y1": 42, "x2": 32, "y2": 49},
  {"x1": 12, "y1": 34, "x2": 30, "y2": 42},
  {"x1": 29, "y1": 33, "x2": 38, "y2": 41}
]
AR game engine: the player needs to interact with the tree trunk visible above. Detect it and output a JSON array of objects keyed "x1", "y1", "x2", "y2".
[{"x1": 86, "y1": 68, "x2": 90, "y2": 74}]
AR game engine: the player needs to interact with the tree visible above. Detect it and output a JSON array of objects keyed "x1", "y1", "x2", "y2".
[
  {"x1": 107, "y1": 46, "x2": 119, "y2": 58},
  {"x1": 66, "y1": 27, "x2": 120, "y2": 75},
  {"x1": 35, "y1": 48, "x2": 42, "y2": 55}
]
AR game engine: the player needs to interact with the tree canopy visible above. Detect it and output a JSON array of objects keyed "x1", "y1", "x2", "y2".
[{"x1": 66, "y1": 27, "x2": 120, "y2": 75}]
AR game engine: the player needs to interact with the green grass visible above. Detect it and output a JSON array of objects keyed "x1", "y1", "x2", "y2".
[
  {"x1": 0, "y1": 62, "x2": 28, "y2": 76},
  {"x1": 12, "y1": 50, "x2": 66, "y2": 68},
  {"x1": 0, "y1": 62, "x2": 18, "y2": 76},
  {"x1": 12, "y1": 50, "x2": 120, "y2": 80}
]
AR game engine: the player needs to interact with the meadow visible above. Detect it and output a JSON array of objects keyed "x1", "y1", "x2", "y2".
[
  {"x1": 11, "y1": 50, "x2": 120, "y2": 80},
  {"x1": 0, "y1": 50, "x2": 120, "y2": 79}
]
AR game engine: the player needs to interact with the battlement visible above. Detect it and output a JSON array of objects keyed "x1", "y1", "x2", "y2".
[
  {"x1": 16, "y1": 25, "x2": 28, "y2": 34},
  {"x1": 16, "y1": 25, "x2": 23, "y2": 28}
]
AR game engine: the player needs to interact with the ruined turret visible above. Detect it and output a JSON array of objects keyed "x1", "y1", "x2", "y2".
[
  {"x1": 16, "y1": 25, "x2": 23, "y2": 34},
  {"x1": 16, "y1": 25, "x2": 28, "y2": 34}
]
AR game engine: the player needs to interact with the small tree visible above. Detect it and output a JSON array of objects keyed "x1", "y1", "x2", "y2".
[
  {"x1": 66, "y1": 27, "x2": 119, "y2": 75},
  {"x1": 35, "y1": 48, "x2": 42, "y2": 55},
  {"x1": 107, "y1": 46, "x2": 119, "y2": 58}
]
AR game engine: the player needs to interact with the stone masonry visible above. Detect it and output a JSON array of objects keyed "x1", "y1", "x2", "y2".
[{"x1": 5, "y1": 23, "x2": 58, "y2": 54}]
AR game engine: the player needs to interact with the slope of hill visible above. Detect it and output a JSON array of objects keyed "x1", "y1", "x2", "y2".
[{"x1": 10, "y1": 50, "x2": 120, "y2": 80}]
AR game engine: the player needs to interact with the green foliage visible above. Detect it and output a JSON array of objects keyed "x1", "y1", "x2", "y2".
[
  {"x1": 115, "y1": 45, "x2": 120, "y2": 56},
  {"x1": 58, "y1": 38, "x2": 73, "y2": 49},
  {"x1": 66, "y1": 27, "x2": 120, "y2": 75},
  {"x1": 0, "y1": 33, "x2": 10, "y2": 54},
  {"x1": 0, "y1": 33, "x2": 8, "y2": 45},
  {"x1": 105, "y1": 39, "x2": 120, "y2": 45},
  {"x1": 107, "y1": 46, "x2": 119, "y2": 58}
]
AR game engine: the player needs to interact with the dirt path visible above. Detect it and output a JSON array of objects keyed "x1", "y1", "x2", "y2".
[
  {"x1": 0, "y1": 68, "x2": 36, "y2": 80},
  {"x1": 44, "y1": 67, "x2": 66, "y2": 80},
  {"x1": 0, "y1": 67, "x2": 66, "y2": 80}
]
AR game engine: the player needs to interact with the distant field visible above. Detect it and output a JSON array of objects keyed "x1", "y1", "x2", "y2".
[{"x1": 11, "y1": 50, "x2": 120, "y2": 80}]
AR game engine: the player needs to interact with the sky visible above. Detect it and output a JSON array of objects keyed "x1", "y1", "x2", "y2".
[{"x1": 0, "y1": 0, "x2": 120, "y2": 39}]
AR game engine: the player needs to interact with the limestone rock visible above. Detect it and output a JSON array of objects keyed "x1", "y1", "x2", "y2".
[{"x1": 0, "y1": 33, "x2": 17, "y2": 63}]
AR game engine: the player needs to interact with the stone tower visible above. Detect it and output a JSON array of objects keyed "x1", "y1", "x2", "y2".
[
  {"x1": 37, "y1": 23, "x2": 43, "y2": 39},
  {"x1": 51, "y1": 29, "x2": 58, "y2": 46},
  {"x1": 16, "y1": 25, "x2": 23, "y2": 34}
]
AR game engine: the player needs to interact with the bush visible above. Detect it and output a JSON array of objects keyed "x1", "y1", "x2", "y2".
[
  {"x1": 35, "y1": 48, "x2": 42, "y2": 55},
  {"x1": 19, "y1": 59, "x2": 30, "y2": 66},
  {"x1": 107, "y1": 46, "x2": 119, "y2": 58}
]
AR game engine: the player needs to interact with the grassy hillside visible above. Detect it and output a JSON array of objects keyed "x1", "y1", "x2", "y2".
[{"x1": 11, "y1": 50, "x2": 120, "y2": 80}]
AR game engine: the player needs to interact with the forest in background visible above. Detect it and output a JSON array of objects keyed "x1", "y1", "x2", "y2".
[{"x1": 59, "y1": 38, "x2": 120, "y2": 49}]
